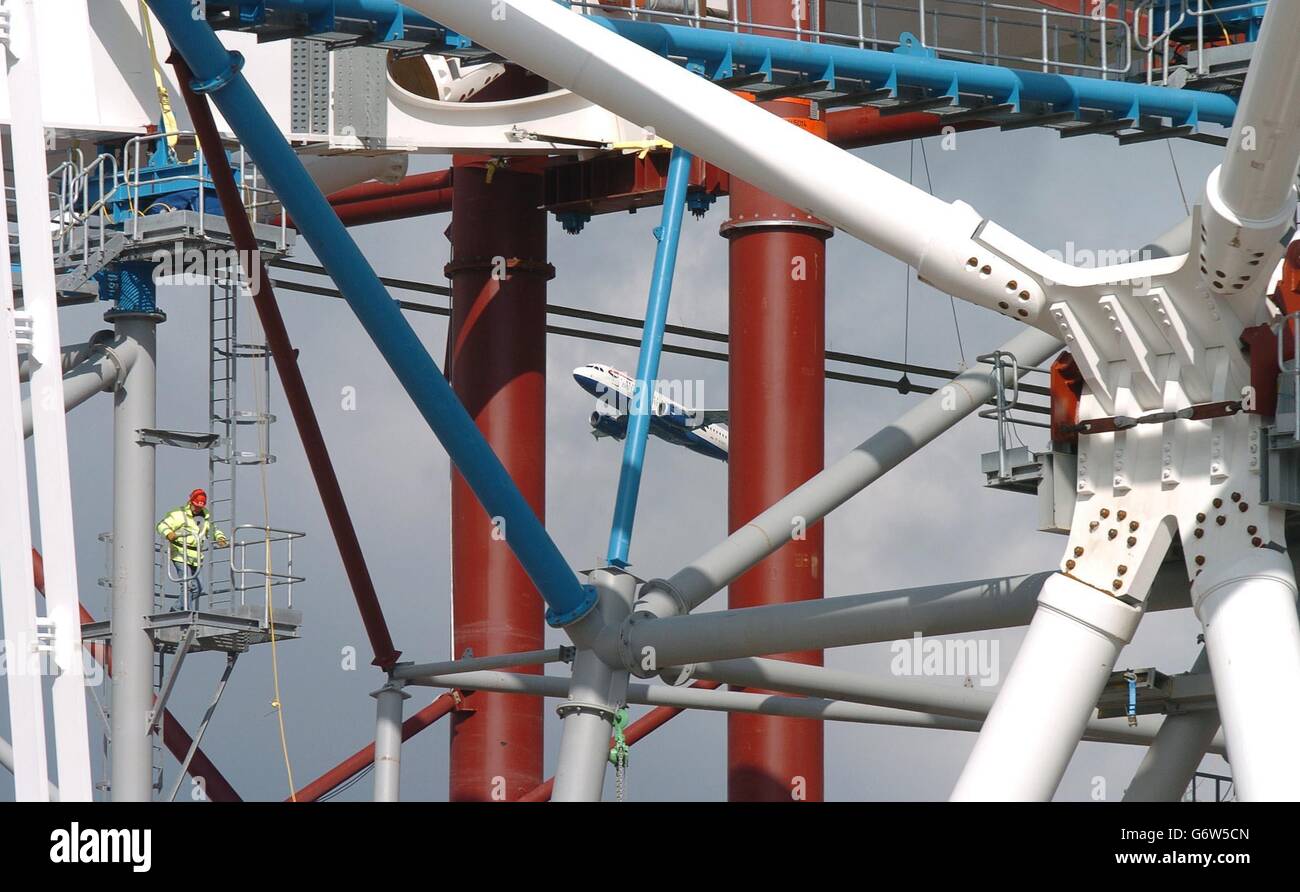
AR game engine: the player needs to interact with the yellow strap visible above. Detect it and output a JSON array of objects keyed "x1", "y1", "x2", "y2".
[
  {"x1": 138, "y1": 1, "x2": 179, "y2": 148},
  {"x1": 610, "y1": 137, "x2": 674, "y2": 160}
]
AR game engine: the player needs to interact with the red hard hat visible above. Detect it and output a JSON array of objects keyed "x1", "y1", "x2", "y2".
[{"x1": 189, "y1": 488, "x2": 207, "y2": 507}]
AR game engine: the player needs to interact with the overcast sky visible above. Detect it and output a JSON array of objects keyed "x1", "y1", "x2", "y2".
[{"x1": 4, "y1": 105, "x2": 1234, "y2": 801}]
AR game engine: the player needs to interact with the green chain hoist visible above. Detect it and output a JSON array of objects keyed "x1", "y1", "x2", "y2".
[{"x1": 608, "y1": 706, "x2": 630, "y2": 801}]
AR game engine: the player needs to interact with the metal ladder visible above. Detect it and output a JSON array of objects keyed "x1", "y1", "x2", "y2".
[{"x1": 207, "y1": 262, "x2": 276, "y2": 608}]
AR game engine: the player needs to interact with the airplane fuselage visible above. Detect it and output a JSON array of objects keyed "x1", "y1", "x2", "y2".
[{"x1": 574, "y1": 364, "x2": 728, "y2": 462}]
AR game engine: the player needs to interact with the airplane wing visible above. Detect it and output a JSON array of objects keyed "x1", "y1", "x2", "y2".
[{"x1": 690, "y1": 410, "x2": 729, "y2": 428}]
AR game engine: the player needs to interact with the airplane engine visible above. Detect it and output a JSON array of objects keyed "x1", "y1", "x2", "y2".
[{"x1": 589, "y1": 409, "x2": 628, "y2": 440}]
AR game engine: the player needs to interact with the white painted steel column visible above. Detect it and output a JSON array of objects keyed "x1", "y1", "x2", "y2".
[
  {"x1": 1192, "y1": 549, "x2": 1300, "y2": 801},
  {"x1": 7, "y1": 0, "x2": 92, "y2": 800},
  {"x1": 950, "y1": 573, "x2": 1142, "y2": 801}
]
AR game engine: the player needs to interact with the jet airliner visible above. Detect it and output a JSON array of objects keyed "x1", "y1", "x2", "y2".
[{"x1": 573, "y1": 364, "x2": 728, "y2": 462}]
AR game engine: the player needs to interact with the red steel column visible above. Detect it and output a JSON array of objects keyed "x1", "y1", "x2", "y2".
[
  {"x1": 720, "y1": 0, "x2": 829, "y2": 803},
  {"x1": 445, "y1": 157, "x2": 551, "y2": 801}
]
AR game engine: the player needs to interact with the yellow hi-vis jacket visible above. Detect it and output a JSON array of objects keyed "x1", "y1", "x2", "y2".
[{"x1": 156, "y1": 505, "x2": 227, "y2": 567}]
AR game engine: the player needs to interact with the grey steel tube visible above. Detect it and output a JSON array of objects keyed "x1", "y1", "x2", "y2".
[
  {"x1": 405, "y1": 668, "x2": 1212, "y2": 751},
  {"x1": 22, "y1": 334, "x2": 137, "y2": 438},
  {"x1": 109, "y1": 313, "x2": 159, "y2": 801},
  {"x1": 633, "y1": 327, "x2": 1064, "y2": 620},
  {"x1": 1123, "y1": 650, "x2": 1220, "y2": 802},
  {"x1": 552, "y1": 569, "x2": 634, "y2": 802},
  {"x1": 390, "y1": 647, "x2": 567, "y2": 680},
  {"x1": 612, "y1": 565, "x2": 1192, "y2": 670},
  {"x1": 689, "y1": 657, "x2": 1226, "y2": 755},
  {"x1": 372, "y1": 684, "x2": 408, "y2": 802},
  {"x1": 404, "y1": 670, "x2": 982, "y2": 730},
  {"x1": 17, "y1": 334, "x2": 109, "y2": 382}
]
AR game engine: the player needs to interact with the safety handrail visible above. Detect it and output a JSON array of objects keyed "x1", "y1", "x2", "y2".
[
  {"x1": 579, "y1": 0, "x2": 1133, "y2": 78},
  {"x1": 229, "y1": 525, "x2": 305, "y2": 619},
  {"x1": 1274, "y1": 310, "x2": 1300, "y2": 439},
  {"x1": 1139, "y1": 0, "x2": 1269, "y2": 84},
  {"x1": 50, "y1": 130, "x2": 288, "y2": 273}
]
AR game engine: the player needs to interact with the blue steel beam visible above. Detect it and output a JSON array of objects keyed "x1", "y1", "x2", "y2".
[
  {"x1": 223, "y1": 1, "x2": 1237, "y2": 129},
  {"x1": 592, "y1": 19, "x2": 1238, "y2": 128},
  {"x1": 606, "y1": 147, "x2": 693, "y2": 569},
  {"x1": 205, "y1": 0, "x2": 437, "y2": 29},
  {"x1": 146, "y1": 1, "x2": 597, "y2": 628}
]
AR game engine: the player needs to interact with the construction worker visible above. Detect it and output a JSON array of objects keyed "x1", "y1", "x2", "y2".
[{"x1": 156, "y1": 488, "x2": 228, "y2": 609}]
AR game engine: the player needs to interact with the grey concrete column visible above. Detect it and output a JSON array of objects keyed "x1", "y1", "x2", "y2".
[{"x1": 108, "y1": 311, "x2": 161, "y2": 802}]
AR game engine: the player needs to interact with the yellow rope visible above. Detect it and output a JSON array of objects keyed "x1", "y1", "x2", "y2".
[
  {"x1": 244, "y1": 267, "x2": 297, "y2": 799},
  {"x1": 137, "y1": 1, "x2": 179, "y2": 147}
]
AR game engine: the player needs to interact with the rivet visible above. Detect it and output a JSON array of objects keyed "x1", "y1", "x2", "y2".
[
  {"x1": 1117, "y1": 510, "x2": 1127, "y2": 521},
  {"x1": 1117, "y1": 565, "x2": 1128, "y2": 575},
  {"x1": 1127, "y1": 536, "x2": 1137, "y2": 547},
  {"x1": 1112, "y1": 579, "x2": 1123, "y2": 590},
  {"x1": 1196, "y1": 513, "x2": 1206, "y2": 523},
  {"x1": 1089, "y1": 521, "x2": 1099, "y2": 532},
  {"x1": 1253, "y1": 537, "x2": 1263, "y2": 547},
  {"x1": 1194, "y1": 529, "x2": 1204, "y2": 539},
  {"x1": 1129, "y1": 520, "x2": 1139, "y2": 532},
  {"x1": 1248, "y1": 525, "x2": 1258, "y2": 535},
  {"x1": 1074, "y1": 546, "x2": 1084, "y2": 557},
  {"x1": 1100, "y1": 509, "x2": 1110, "y2": 519},
  {"x1": 1195, "y1": 555, "x2": 1206, "y2": 566},
  {"x1": 1231, "y1": 492, "x2": 1242, "y2": 502},
  {"x1": 1216, "y1": 516, "x2": 1226, "y2": 526},
  {"x1": 1108, "y1": 529, "x2": 1118, "y2": 540},
  {"x1": 1213, "y1": 498, "x2": 1223, "y2": 509},
  {"x1": 1066, "y1": 559, "x2": 1076, "y2": 570},
  {"x1": 1239, "y1": 502, "x2": 1249, "y2": 512}
]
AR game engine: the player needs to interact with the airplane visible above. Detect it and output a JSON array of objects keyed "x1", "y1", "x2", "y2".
[{"x1": 573, "y1": 363, "x2": 728, "y2": 462}]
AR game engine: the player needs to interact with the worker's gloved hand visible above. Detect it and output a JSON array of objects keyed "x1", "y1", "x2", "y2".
[
  {"x1": 216, "y1": 539, "x2": 230, "y2": 550},
  {"x1": 165, "y1": 531, "x2": 177, "y2": 543}
]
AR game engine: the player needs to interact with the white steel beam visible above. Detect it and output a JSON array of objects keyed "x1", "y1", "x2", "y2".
[{"x1": 6, "y1": 0, "x2": 93, "y2": 800}]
